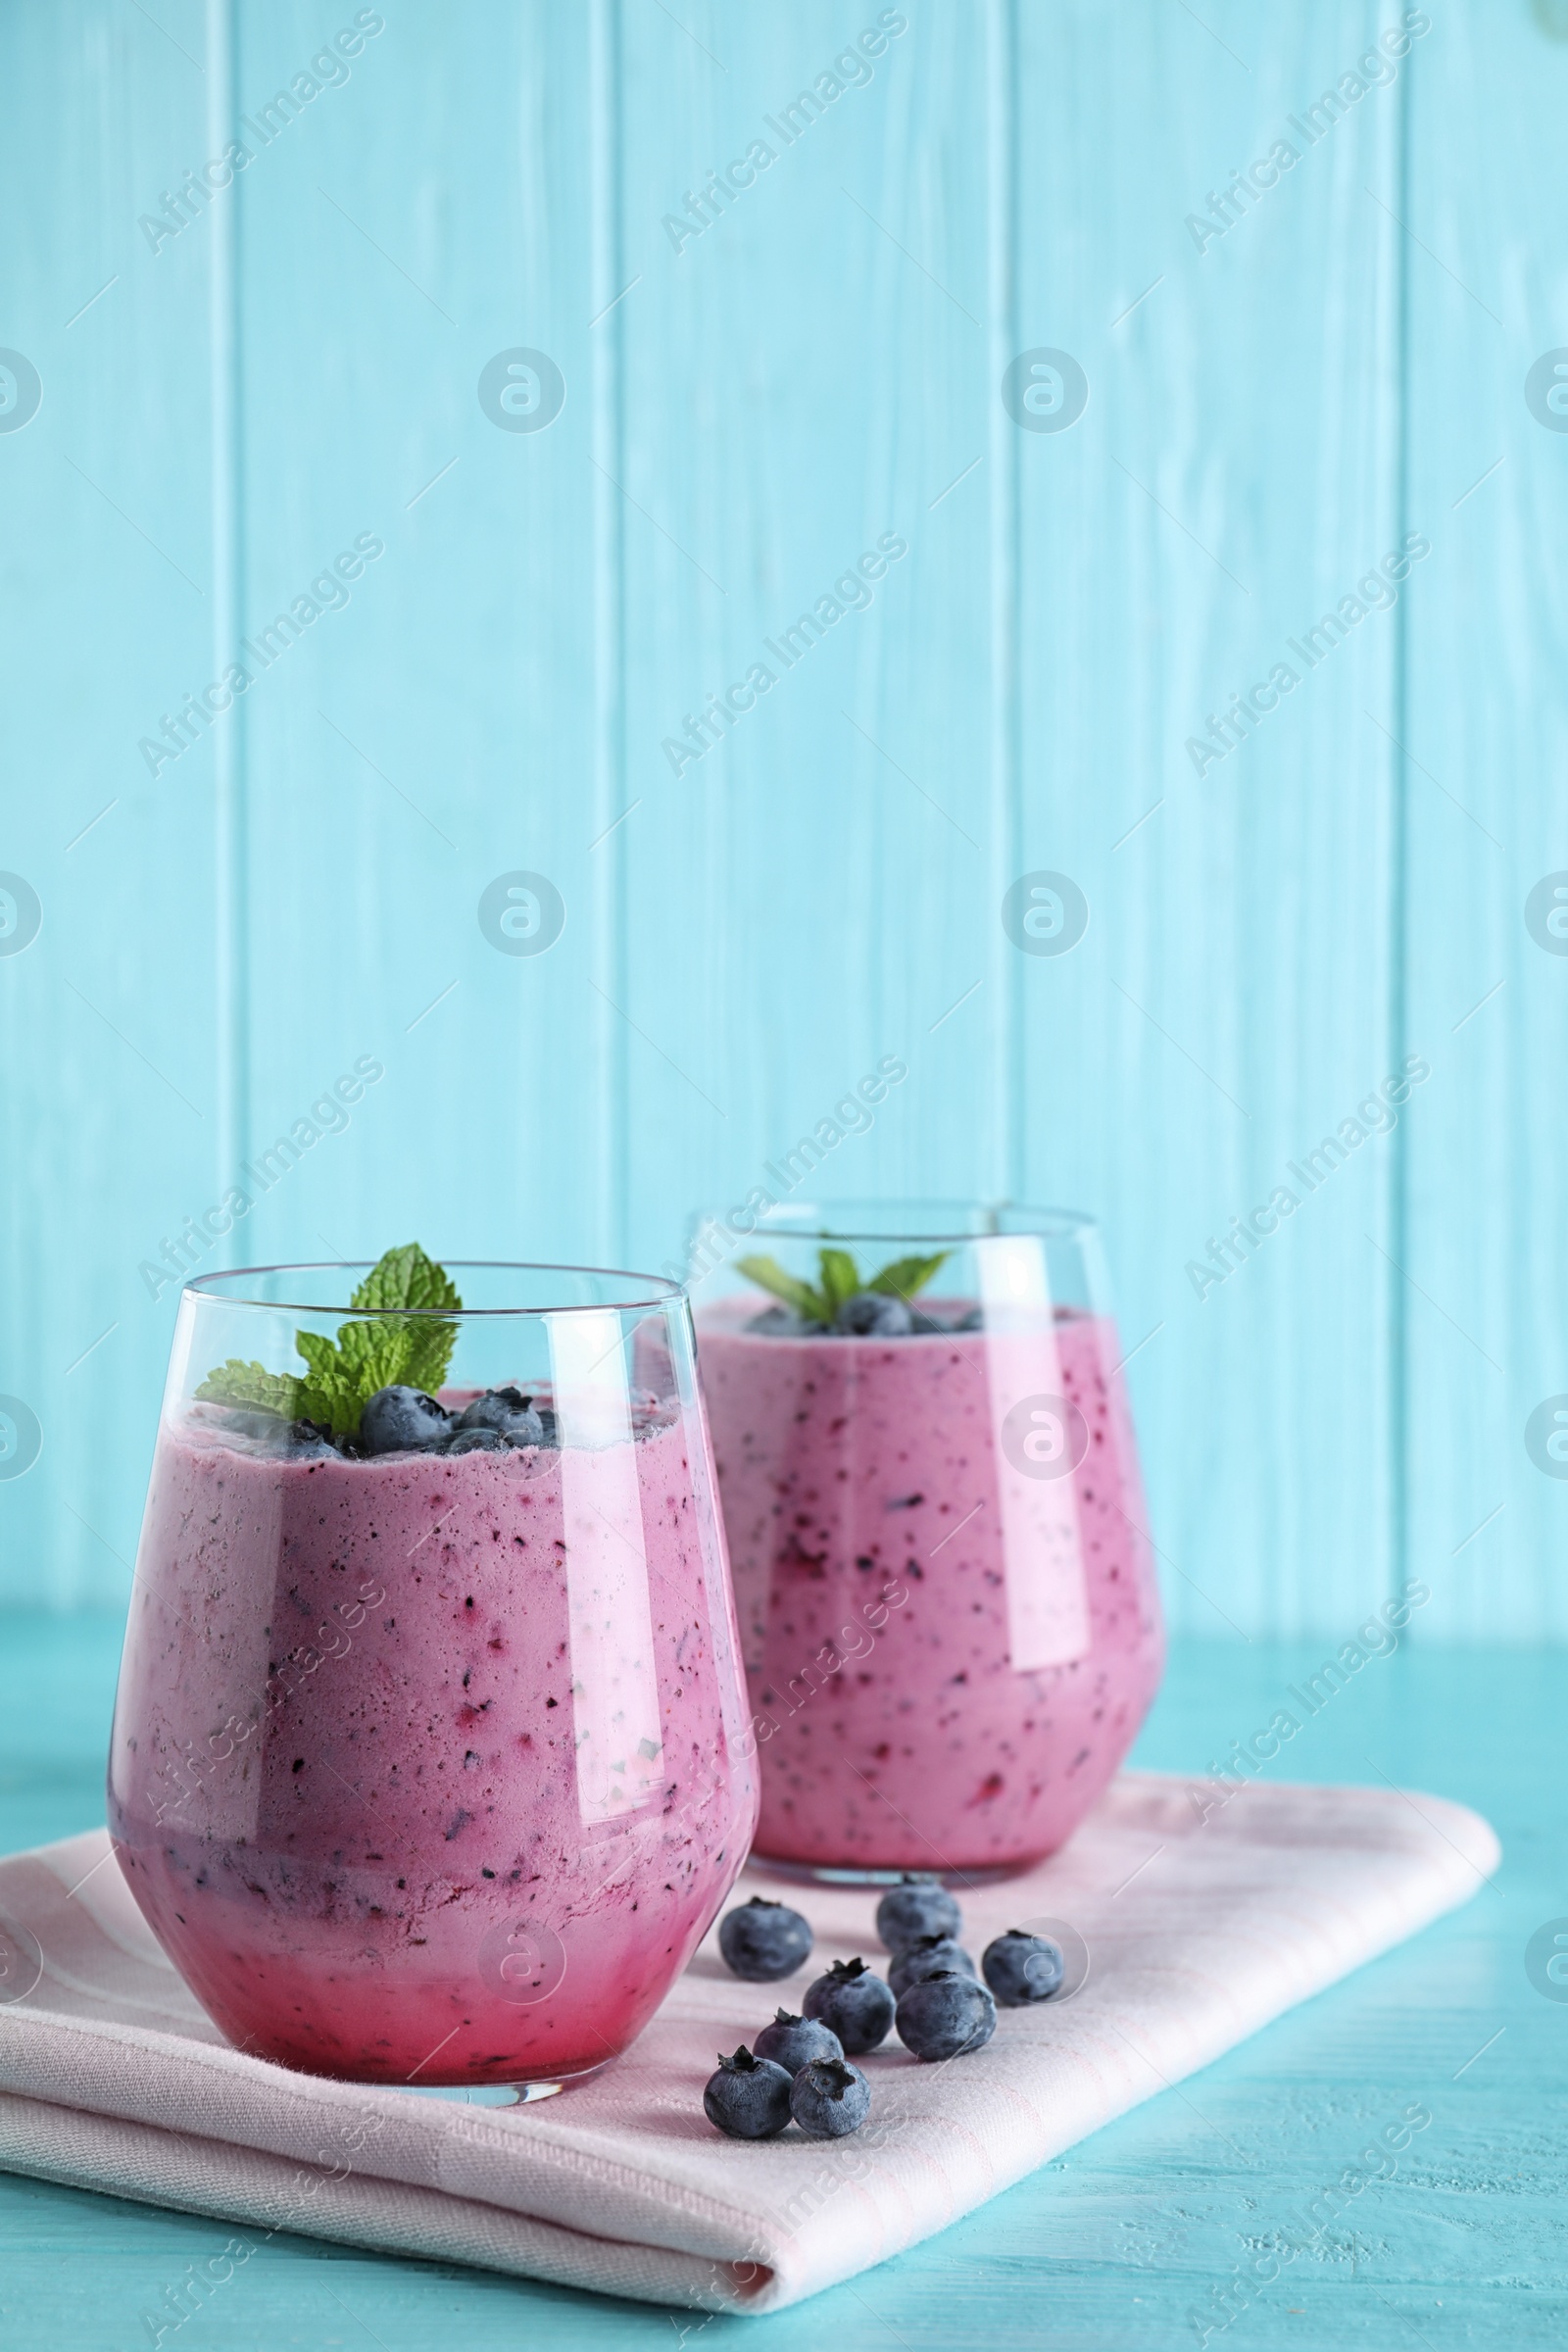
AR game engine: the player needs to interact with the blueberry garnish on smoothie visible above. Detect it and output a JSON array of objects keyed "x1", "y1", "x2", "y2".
[
  {"x1": 735, "y1": 1247, "x2": 951, "y2": 1336},
  {"x1": 453, "y1": 1385, "x2": 546, "y2": 1446},
  {"x1": 360, "y1": 1384, "x2": 453, "y2": 1453},
  {"x1": 193, "y1": 1243, "x2": 556, "y2": 1457}
]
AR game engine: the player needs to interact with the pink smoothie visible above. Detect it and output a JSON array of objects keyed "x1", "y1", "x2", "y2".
[
  {"x1": 108, "y1": 1406, "x2": 758, "y2": 2084},
  {"x1": 697, "y1": 1301, "x2": 1163, "y2": 1873}
]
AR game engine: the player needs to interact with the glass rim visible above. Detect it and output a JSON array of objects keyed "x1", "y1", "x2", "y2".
[
  {"x1": 182, "y1": 1259, "x2": 684, "y2": 1318},
  {"x1": 702, "y1": 1200, "x2": 1101, "y2": 1245}
]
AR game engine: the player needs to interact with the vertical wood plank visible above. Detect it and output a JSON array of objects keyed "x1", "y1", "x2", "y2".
[
  {"x1": 612, "y1": 2, "x2": 1003, "y2": 1268},
  {"x1": 1008, "y1": 1, "x2": 1407, "y2": 1637},
  {"x1": 227, "y1": 0, "x2": 608, "y2": 1285},
  {"x1": 1403, "y1": 2, "x2": 1568, "y2": 1638},
  {"x1": 0, "y1": 0, "x2": 219, "y2": 1600}
]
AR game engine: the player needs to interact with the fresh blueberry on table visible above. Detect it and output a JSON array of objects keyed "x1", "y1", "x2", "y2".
[
  {"x1": 875, "y1": 1874, "x2": 962, "y2": 1953},
  {"x1": 895, "y1": 1971, "x2": 998, "y2": 2062},
  {"x1": 702, "y1": 2045, "x2": 794, "y2": 2139},
  {"x1": 982, "y1": 1929, "x2": 1066, "y2": 2006},
  {"x1": 834, "y1": 1293, "x2": 913, "y2": 1337},
  {"x1": 790, "y1": 2055, "x2": 871, "y2": 2138},
  {"x1": 455, "y1": 1386, "x2": 546, "y2": 1446},
  {"x1": 802, "y1": 1958, "x2": 896, "y2": 2054},
  {"x1": 888, "y1": 1936, "x2": 977, "y2": 1999},
  {"x1": 753, "y1": 2009, "x2": 844, "y2": 2075},
  {"x1": 717, "y1": 1896, "x2": 813, "y2": 1982},
  {"x1": 360, "y1": 1386, "x2": 452, "y2": 1454}
]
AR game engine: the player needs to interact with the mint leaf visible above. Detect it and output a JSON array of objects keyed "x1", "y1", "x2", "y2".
[
  {"x1": 193, "y1": 1359, "x2": 302, "y2": 1419},
  {"x1": 199, "y1": 1244, "x2": 464, "y2": 1440},
  {"x1": 350, "y1": 1242, "x2": 462, "y2": 1318},
  {"x1": 349, "y1": 1241, "x2": 460, "y2": 1395},
  {"x1": 735, "y1": 1254, "x2": 832, "y2": 1325},
  {"x1": 736, "y1": 1247, "x2": 947, "y2": 1324},
  {"x1": 817, "y1": 1248, "x2": 861, "y2": 1312},
  {"x1": 867, "y1": 1251, "x2": 950, "y2": 1300},
  {"x1": 401, "y1": 1315, "x2": 460, "y2": 1395},
  {"x1": 293, "y1": 1330, "x2": 366, "y2": 1437}
]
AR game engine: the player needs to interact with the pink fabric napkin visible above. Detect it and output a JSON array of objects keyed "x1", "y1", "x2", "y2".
[{"x1": 0, "y1": 1772, "x2": 1497, "y2": 2315}]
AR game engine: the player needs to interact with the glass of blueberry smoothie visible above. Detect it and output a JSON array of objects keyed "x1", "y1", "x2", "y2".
[
  {"x1": 108, "y1": 1247, "x2": 758, "y2": 2094},
  {"x1": 690, "y1": 1202, "x2": 1164, "y2": 1882}
]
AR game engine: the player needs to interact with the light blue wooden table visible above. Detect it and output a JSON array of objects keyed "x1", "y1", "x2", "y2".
[{"x1": 1, "y1": 1615, "x2": 1561, "y2": 2350}]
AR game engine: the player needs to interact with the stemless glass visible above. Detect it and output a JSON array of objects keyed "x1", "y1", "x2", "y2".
[
  {"x1": 108, "y1": 1263, "x2": 758, "y2": 2093},
  {"x1": 690, "y1": 1201, "x2": 1164, "y2": 1881}
]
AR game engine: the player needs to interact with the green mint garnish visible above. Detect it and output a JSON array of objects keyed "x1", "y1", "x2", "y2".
[
  {"x1": 736, "y1": 1247, "x2": 949, "y2": 1328},
  {"x1": 195, "y1": 1243, "x2": 463, "y2": 1438},
  {"x1": 191, "y1": 1359, "x2": 302, "y2": 1420}
]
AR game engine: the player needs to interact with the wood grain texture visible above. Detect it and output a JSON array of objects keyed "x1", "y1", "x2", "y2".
[
  {"x1": 0, "y1": 0, "x2": 1560, "y2": 1646},
  {"x1": 1006, "y1": 1, "x2": 1408, "y2": 1642},
  {"x1": 0, "y1": 1617, "x2": 1561, "y2": 2347},
  {"x1": 1401, "y1": 0, "x2": 1568, "y2": 1640}
]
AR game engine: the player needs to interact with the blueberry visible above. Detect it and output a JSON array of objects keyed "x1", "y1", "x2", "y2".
[
  {"x1": 895, "y1": 1971, "x2": 998, "y2": 2062},
  {"x1": 285, "y1": 1418, "x2": 340, "y2": 1458},
  {"x1": 801, "y1": 1957, "x2": 895, "y2": 2055},
  {"x1": 359, "y1": 1386, "x2": 452, "y2": 1454},
  {"x1": 954, "y1": 1307, "x2": 985, "y2": 1332},
  {"x1": 834, "y1": 1293, "x2": 913, "y2": 1338},
  {"x1": 908, "y1": 1308, "x2": 948, "y2": 1334},
  {"x1": 982, "y1": 1929, "x2": 1066, "y2": 2006},
  {"x1": 456, "y1": 1386, "x2": 545, "y2": 1446},
  {"x1": 888, "y1": 1936, "x2": 977, "y2": 2000},
  {"x1": 717, "y1": 1896, "x2": 813, "y2": 1982},
  {"x1": 534, "y1": 1405, "x2": 559, "y2": 1446},
  {"x1": 443, "y1": 1426, "x2": 506, "y2": 1454},
  {"x1": 213, "y1": 1407, "x2": 290, "y2": 1446},
  {"x1": 747, "y1": 1305, "x2": 814, "y2": 1338},
  {"x1": 790, "y1": 2055, "x2": 871, "y2": 2138},
  {"x1": 702, "y1": 2045, "x2": 794, "y2": 2139},
  {"x1": 753, "y1": 2008, "x2": 844, "y2": 2075},
  {"x1": 875, "y1": 1874, "x2": 962, "y2": 1953}
]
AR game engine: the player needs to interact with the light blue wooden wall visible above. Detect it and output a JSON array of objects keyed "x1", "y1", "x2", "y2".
[{"x1": 3, "y1": 0, "x2": 1565, "y2": 1642}]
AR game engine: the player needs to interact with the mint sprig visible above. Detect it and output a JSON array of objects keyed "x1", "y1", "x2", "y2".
[
  {"x1": 195, "y1": 1243, "x2": 463, "y2": 1438},
  {"x1": 736, "y1": 1247, "x2": 949, "y2": 1327}
]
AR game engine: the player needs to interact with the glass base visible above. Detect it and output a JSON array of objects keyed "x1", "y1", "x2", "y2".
[
  {"x1": 399, "y1": 2058, "x2": 610, "y2": 2106},
  {"x1": 749, "y1": 1850, "x2": 1043, "y2": 1889}
]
